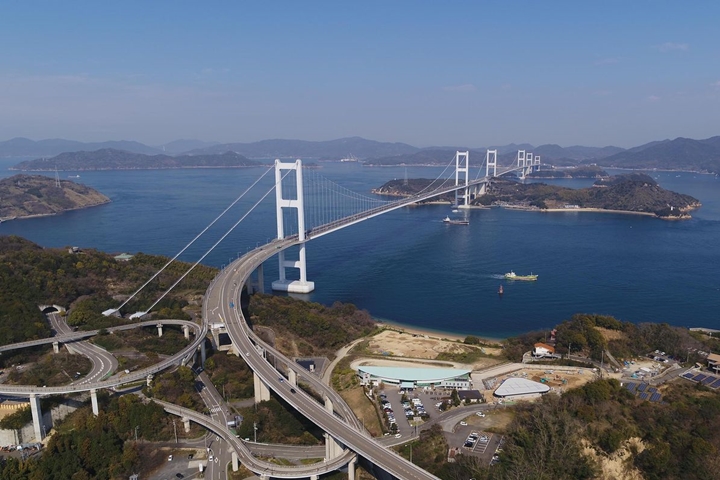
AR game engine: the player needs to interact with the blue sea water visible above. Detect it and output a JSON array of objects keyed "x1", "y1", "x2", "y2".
[{"x1": 1, "y1": 159, "x2": 719, "y2": 338}]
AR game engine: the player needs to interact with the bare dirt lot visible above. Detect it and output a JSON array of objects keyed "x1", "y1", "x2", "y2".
[{"x1": 366, "y1": 330, "x2": 502, "y2": 369}]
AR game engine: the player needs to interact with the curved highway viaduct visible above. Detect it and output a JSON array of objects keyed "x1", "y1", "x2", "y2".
[
  {"x1": 0, "y1": 318, "x2": 206, "y2": 442},
  {"x1": 205, "y1": 236, "x2": 441, "y2": 480}
]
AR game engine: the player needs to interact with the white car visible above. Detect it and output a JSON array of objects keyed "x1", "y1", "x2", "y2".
[
  {"x1": 476, "y1": 412, "x2": 486, "y2": 417},
  {"x1": 460, "y1": 421, "x2": 467, "y2": 426},
  {"x1": 394, "y1": 433, "x2": 402, "y2": 438}
]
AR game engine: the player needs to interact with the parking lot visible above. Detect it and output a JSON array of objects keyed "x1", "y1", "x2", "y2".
[
  {"x1": 447, "y1": 424, "x2": 504, "y2": 464},
  {"x1": 377, "y1": 387, "x2": 454, "y2": 437}
]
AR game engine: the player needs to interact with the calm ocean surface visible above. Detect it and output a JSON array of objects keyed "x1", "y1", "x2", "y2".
[{"x1": 2, "y1": 159, "x2": 719, "y2": 338}]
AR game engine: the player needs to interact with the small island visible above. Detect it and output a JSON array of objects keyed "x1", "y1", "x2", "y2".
[
  {"x1": 374, "y1": 173, "x2": 701, "y2": 219},
  {"x1": 527, "y1": 165, "x2": 609, "y2": 179},
  {"x1": 0, "y1": 174, "x2": 110, "y2": 221},
  {"x1": 11, "y1": 148, "x2": 262, "y2": 171}
]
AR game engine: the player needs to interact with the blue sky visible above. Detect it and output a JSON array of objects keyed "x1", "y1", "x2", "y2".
[{"x1": 1, "y1": 1, "x2": 718, "y2": 148}]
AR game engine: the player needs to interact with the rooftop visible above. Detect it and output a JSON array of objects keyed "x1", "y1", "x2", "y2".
[
  {"x1": 357, "y1": 366, "x2": 471, "y2": 383},
  {"x1": 495, "y1": 377, "x2": 550, "y2": 397}
]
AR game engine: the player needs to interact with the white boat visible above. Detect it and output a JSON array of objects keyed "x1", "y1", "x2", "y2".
[
  {"x1": 443, "y1": 216, "x2": 469, "y2": 225},
  {"x1": 340, "y1": 154, "x2": 358, "y2": 162}
]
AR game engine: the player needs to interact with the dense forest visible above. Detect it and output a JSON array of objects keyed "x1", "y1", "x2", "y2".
[
  {"x1": 502, "y1": 313, "x2": 712, "y2": 365},
  {"x1": 0, "y1": 395, "x2": 171, "y2": 480},
  {"x1": 248, "y1": 294, "x2": 378, "y2": 357},
  {"x1": 0, "y1": 235, "x2": 215, "y2": 350}
]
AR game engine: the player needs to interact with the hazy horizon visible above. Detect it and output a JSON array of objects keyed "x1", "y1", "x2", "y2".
[{"x1": 2, "y1": 1, "x2": 719, "y2": 149}]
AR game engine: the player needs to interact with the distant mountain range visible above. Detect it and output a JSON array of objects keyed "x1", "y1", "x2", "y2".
[
  {"x1": 10, "y1": 149, "x2": 261, "y2": 171},
  {"x1": 2, "y1": 134, "x2": 719, "y2": 173}
]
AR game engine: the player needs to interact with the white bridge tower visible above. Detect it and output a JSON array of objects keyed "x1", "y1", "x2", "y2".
[
  {"x1": 271, "y1": 159, "x2": 315, "y2": 293},
  {"x1": 454, "y1": 151, "x2": 470, "y2": 208},
  {"x1": 517, "y1": 150, "x2": 540, "y2": 180}
]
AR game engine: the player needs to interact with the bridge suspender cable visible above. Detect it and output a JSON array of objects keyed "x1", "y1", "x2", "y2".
[
  {"x1": 116, "y1": 166, "x2": 274, "y2": 312},
  {"x1": 144, "y1": 169, "x2": 292, "y2": 314}
]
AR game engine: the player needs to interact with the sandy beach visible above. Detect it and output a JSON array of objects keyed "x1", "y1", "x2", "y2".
[{"x1": 375, "y1": 319, "x2": 504, "y2": 345}]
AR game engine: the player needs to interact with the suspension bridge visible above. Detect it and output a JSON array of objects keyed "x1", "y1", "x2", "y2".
[{"x1": 108, "y1": 148, "x2": 538, "y2": 479}]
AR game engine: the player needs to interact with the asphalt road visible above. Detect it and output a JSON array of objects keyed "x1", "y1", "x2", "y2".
[
  {"x1": 49, "y1": 313, "x2": 119, "y2": 385},
  {"x1": 206, "y1": 238, "x2": 440, "y2": 480}
]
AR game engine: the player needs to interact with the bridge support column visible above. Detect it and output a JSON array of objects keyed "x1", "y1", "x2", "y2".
[
  {"x1": 156, "y1": 324, "x2": 163, "y2": 337},
  {"x1": 348, "y1": 455, "x2": 357, "y2": 480},
  {"x1": 310, "y1": 475, "x2": 318, "y2": 480},
  {"x1": 253, "y1": 372, "x2": 270, "y2": 403},
  {"x1": 288, "y1": 368, "x2": 297, "y2": 386},
  {"x1": 231, "y1": 451, "x2": 239, "y2": 472},
  {"x1": 271, "y1": 159, "x2": 315, "y2": 294},
  {"x1": 29, "y1": 394, "x2": 43, "y2": 441},
  {"x1": 52, "y1": 341, "x2": 59, "y2": 354},
  {"x1": 182, "y1": 417, "x2": 191, "y2": 433},
  {"x1": 146, "y1": 374, "x2": 153, "y2": 387},
  {"x1": 324, "y1": 432, "x2": 342, "y2": 460},
  {"x1": 182, "y1": 325, "x2": 190, "y2": 340},
  {"x1": 90, "y1": 389, "x2": 99, "y2": 416},
  {"x1": 256, "y1": 264, "x2": 264, "y2": 294}
]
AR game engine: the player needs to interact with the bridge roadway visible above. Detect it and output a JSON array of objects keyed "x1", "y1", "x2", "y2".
[
  {"x1": 155, "y1": 399, "x2": 354, "y2": 478},
  {"x1": 207, "y1": 237, "x2": 441, "y2": 480},
  {"x1": 306, "y1": 175, "x2": 495, "y2": 240},
  {"x1": 0, "y1": 319, "x2": 206, "y2": 396},
  {"x1": 49, "y1": 312, "x2": 119, "y2": 386}
]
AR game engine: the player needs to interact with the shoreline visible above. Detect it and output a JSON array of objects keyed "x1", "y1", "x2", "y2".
[
  {"x1": 541, "y1": 207, "x2": 656, "y2": 217},
  {"x1": 374, "y1": 317, "x2": 505, "y2": 345},
  {"x1": 0, "y1": 199, "x2": 111, "y2": 223}
]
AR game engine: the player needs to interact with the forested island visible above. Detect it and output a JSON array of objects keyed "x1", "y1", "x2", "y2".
[
  {"x1": 0, "y1": 174, "x2": 110, "y2": 221},
  {"x1": 11, "y1": 148, "x2": 262, "y2": 171},
  {"x1": 527, "y1": 165, "x2": 609, "y2": 179},
  {"x1": 374, "y1": 173, "x2": 701, "y2": 219}
]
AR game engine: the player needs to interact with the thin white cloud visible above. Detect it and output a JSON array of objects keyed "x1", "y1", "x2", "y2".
[
  {"x1": 500, "y1": 83, "x2": 512, "y2": 90},
  {"x1": 711, "y1": 81, "x2": 720, "y2": 88},
  {"x1": 656, "y1": 42, "x2": 689, "y2": 52},
  {"x1": 442, "y1": 84, "x2": 476, "y2": 92},
  {"x1": 594, "y1": 57, "x2": 619, "y2": 66},
  {"x1": 647, "y1": 95, "x2": 661, "y2": 102},
  {"x1": 592, "y1": 90, "x2": 612, "y2": 96}
]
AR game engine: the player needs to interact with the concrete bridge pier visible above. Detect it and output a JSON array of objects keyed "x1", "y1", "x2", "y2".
[
  {"x1": 182, "y1": 325, "x2": 190, "y2": 340},
  {"x1": 231, "y1": 451, "x2": 239, "y2": 472},
  {"x1": 324, "y1": 433, "x2": 343, "y2": 460},
  {"x1": 348, "y1": 455, "x2": 357, "y2": 480},
  {"x1": 52, "y1": 341, "x2": 59, "y2": 353},
  {"x1": 253, "y1": 372, "x2": 270, "y2": 403},
  {"x1": 288, "y1": 368, "x2": 297, "y2": 386},
  {"x1": 156, "y1": 324, "x2": 163, "y2": 337},
  {"x1": 29, "y1": 394, "x2": 43, "y2": 441},
  {"x1": 90, "y1": 389, "x2": 99, "y2": 416},
  {"x1": 182, "y1": 417, "x2": 191, "y2": 433},
  {"x1": 256, "y1": 264, "x2": 264, "y2": 294},
  {"x1": 146, "y1": 374, "x2": 153, "y2": 387}
]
